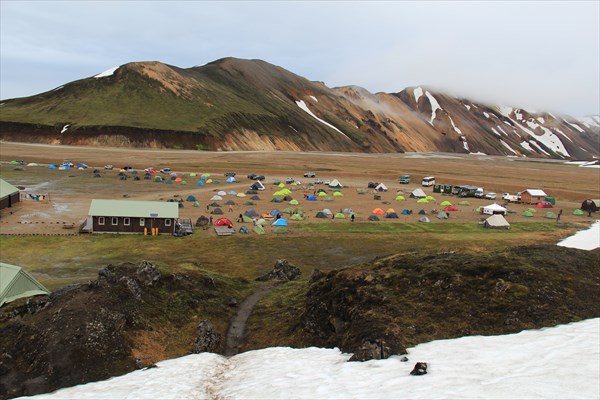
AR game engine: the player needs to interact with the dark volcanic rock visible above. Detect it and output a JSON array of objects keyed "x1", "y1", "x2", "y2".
[
  {"x1": 348, "y1": 339, "x2": 398, "y2": 362},
  {"x1": 256, "y1": 259, "x2": 301, "y2": 282},
  {"x1": 192, "y1": 320, "x2": 221, "y2": 353},
  {"x1": 135, "y1": 261, "x2": 161, "y2": 287}
]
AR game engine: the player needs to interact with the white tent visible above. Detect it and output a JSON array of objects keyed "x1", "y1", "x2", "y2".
[
  {"x1": 410, "y1": 188, "x2": 427, "y2": 198},
  {"x1": 482, "y1": 203, "x2": 507, "y2": 215},
  {"x1": 217, "y1": 191, "x2": 227, "y2": 196},
  {"x1": 375, "y1": 183, "x2": 388, "y2": 192},
  {"x1": 210, "y1": 195, "x2": 223, "y2": 201},
  {"x1": 328, "y1": 179, "x2": 343, "y2": 189},
  {"x1": 322, "y1": 208, "x2": 333, "y2": 215},
  {"x1": 484, "y1": 214, "x2": 510, "y2": 229}
]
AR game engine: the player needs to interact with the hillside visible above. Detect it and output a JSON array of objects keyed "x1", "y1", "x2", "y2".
[{"x1": 1, "y1": 58, "x2": 598, "y2": 158}]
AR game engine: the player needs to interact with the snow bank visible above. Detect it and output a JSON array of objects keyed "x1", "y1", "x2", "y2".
[
  {"x1": 425, "y1": 91, "x2": 441, "y2": 125},
  {"x1": 557, "y1": 220, "x2": 600, "y2": 250},
  {"x1": 413, "y1": 86, "x2": 423, "y2": 103},
  {"x1": 94, "y1": 66, "x2": 119, "y2": 78},
  {"x1": 21, "y1": 319, "x2": 599, "y2": 400}
]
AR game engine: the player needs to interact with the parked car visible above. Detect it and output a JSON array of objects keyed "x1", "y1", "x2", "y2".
[
  {"x1": 224, "y1": 172, "x2": 236, "y2": 177},
  {"x1": 256, "y1": 175, "x2": 266, "y2": 181},
  {"x1": 62, "y1": 160, "x2": 74, "y2": 167},
  {"x1": 76, "y1": 163, "x2": 88, "y2": 168},
  {"x1": 324, "y1": 179, "x2": 331, "y2": 185},
  {"x1": 304, "y1": 172, "x2": 316, "y2": 178},
  {"x1": 122, "y1": 166, "x2": 134, "y2": 171},
  {"x1": 285, "y1": 177, "x2": 294, "y2": 184},
  {"x1": 104, "y1": 164, "x2": 113, "y2": 170},
  {"x1": 160, "y1": 168, "x2": 172, "y2": 174},
  {"x1": 485, "y1": 192, "x2": 497, "y2": 200},
  {"x1": 368, "y1": 182, "x2": 379, "y2": 188},
  {"x1": 314, "y1": 178, "x2": 323, "y2": 184},
  {"x1": 247, "y1": 173, "x2": 258, "y2": 180}
]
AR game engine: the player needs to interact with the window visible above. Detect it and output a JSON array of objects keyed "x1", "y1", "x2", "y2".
[
  {"x1": 98, "y1": 217, "x2": 105, "y2": 225},
  {"x1": 165, "y1": 219, "x2": 171, "y2": 226},
  {"x1": 124, "y1": 218, "x2": 130, "y2": 226},
  {"x1": 139, "y1": 218, "x2": 145, "y2": 227},
  {"x1": 112, "y1": 217, "x2": 118, "y2": 225}
]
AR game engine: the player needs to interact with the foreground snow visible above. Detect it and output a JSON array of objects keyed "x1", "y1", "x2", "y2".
[
  {"x1": 18, "y1": 222, "x2": 600, "y2": 400},
  {"x1": 20, "y1": 318, "x2": 600, "y2": 400},
  {"x1": 557, "y1": 220, "x2": 600, "y2": 250}
]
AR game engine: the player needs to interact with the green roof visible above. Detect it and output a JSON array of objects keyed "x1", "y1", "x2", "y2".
[
  {"x1": 1, "y1": 263, "x2": 50, "y2": 307},
  {"x1": 88, "y1": 199, "x2": 179, "y2": 218},
  {"x1": 0, "y1": 178, "x2": 19, "y2": 200}
]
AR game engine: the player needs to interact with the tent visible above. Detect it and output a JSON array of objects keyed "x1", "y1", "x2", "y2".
[
  {"x1": 241, "y1": 214, "x2": 254, "y2": 223},
  {"x1": 372, "y1": 208, "x2": 385, "y2": 215},
  {"x1": 226, "y1": 176, "x2": 237, "y2": 183},
  {"x1": 211, "y1": 207, "x2": 224, "y2": 215},
  {"x1": 443, "y1": 205, "x2": 459, "y2": 212},
  {"x1": 262, "y1": 213, "x2": 275, "y2": 220},
  {"x1": 522, "y1": 210, "x2": 534, "y2": 217},
  {"x1": 228, "y1": 191, "x2": 237, "y2": 196},
  {"x1": 190, "y1": 173, "x2": 197, "y2": 177},
  {"x1": 245, "y1": 201, "x2": 256, "y2": 206},
  {"x1": 426, "y1": 196, "x2": 436, "y2": 202},
  {"x1": 193, "y1": 201, "x2": 200, "y2": 207},
  {"x1": 48, "y1": 164, "x2": 57, "y2": 169},
  {"x1": 329, "y1": 179, "x2": 343, "y2": 189},
  {"x1": 254, "y1": 225, "x2": 265, "y2": 235},
  {"x1": 174, "y1": 177, "x2": 183, "y2": 183},
  {"x1": 437, "y1": 211, "x2": 449, "y2": 219},
  {"x1": 484, "y1": 214, "x2": 510, "y2": 229},
  {"x1": 289, "y1": 199, "x2": 299, "y2": 205},
  {"x1": 201, "y1": 173, "x2": 210, "y2": 180},
  {"x1": 273, "y1": 227, "x2": 288, "y2": 234},
  {"x1": 278, "y1": 183, "x2": 286, "y2": 188},
  {"x1": 418, "y1": 209, "x2": 427, "y2": 215},
  {"x1": 573, "y1": 209, "x2": 585, "y2": 215},
  {"x1": 418, "y1": 216, "x2": 430, "y2": 223},
  {"x1": 255, "y1": 218, "x2": 266, "y2": 226},
  {"x1": 410, "y1": 188, "x2": 427, "y2": 198},
  {"x1": 271, "y1": 197, "x2": 283, "y2": 203},
  {"x1": 315, "y1": 212, "x2": 328, "y2": 218},
  {"x1": 1, "y1": 263, "x2": 51, "y2": 307},
  {"x1": 580, "y1": 199, "x2": 598, "y2": 213},
  {"x1": 251, "y1": 181, "x2": 265, "y2": 191},
  {"x1": 334, "y1": 213, "x2": 345, "y2": 219},
  {"x1": 343, "y1": 208, "x2": 354, "y2": 214},
  {"x1": 186, "y1": 195, "x2": 197, "y2": 202},
  {"x1": 210, "y1": 195, "x2": 223, "y2": 201},
  {"x1": 236, "y1": 193, "x2": 247, "y2": 198},
  {"x1": 417, "y1": 198, "x2": 429, "y2": 204},
  {"x1": 206, "y1": 179, "x2": 213, "y2": 184},
  {"x1": 225, "y1": 200, "x2": 236, "y2": 205},
  {"x1": 482, "y1": 203, "x2": 507, "y2": 215},
  {"x1": 270, "y1": 208, "x2": 281, "y2": 217},
  {"x1": 317, "y1": 189, "x2": 328, "y2": 194},
  {"x1": 246, "y1": 190, "x2": 258, "y2": 195},
  {"x1": 322, "y1": 208, "x2": 333, "y2": 215},
  {"x1": 394, "y1": 195, "x2": 406, "y2": 201},
  {"x1": 386, "y1": 208, "x2": 396, "y2": 213},
  {"x1": 458, "y1": 200, "x2": 471, "y2": 206},
  {"x1": 214, "y1": 217, "x2": 233, "y2": 226},
  {"x1": 440, "y1": 200, "x2": 453, "y2": 207},
  {"x1": 217, "y1": 190, "x2": 227, "y2": 196},
  {"x1": 386, "y1": 212, "x2": 399, "y2": 218},
  {"x1": 544, "y1": 211, "x2": 558, "y2": 219},
  {"x1": 239, "y1": 226, "x2": 249, "y2": 234},
  {"x1": 251, "y1": 195, "x2": 261, "y2": 200},
  {"x1": 332, "y1": 191, "x2": 344, "y2": 197},
  {"x1": 290, "y1": 213, "x2": 303, "y2": 221},
  {"x1": 375, "y1": 183, "x2": 388, "y2": 192},
  {"x1": 368, "y1": 215, "x2": 380, "y2": 221},
  {"x1": 318, "y1": 192, "x2": 328, "y2": 197},
  {"x1": 306, "y1": 195, "x2": 317, "y2": 201},
  {"x1": 283, "y1": 195, "x2": 293, "y2": 201},
  {"x1": 272, "y1": 219, "x2": 288, "y2": 226},
  {"x1": 197, "y1": 181, "x2": 204, "y2": 186},
  {"x1": 536, "y1": 201, "x2": 553, "y2": 208},
  {"x1": 401, "y1": 209, "x2": 412, "y2": 215},
  {"x1": 155, "y1": 176, "x2": 164, "y2": 182},
  {"x1": 210, "y1": 202, "x2": 220, "y2": 207}
]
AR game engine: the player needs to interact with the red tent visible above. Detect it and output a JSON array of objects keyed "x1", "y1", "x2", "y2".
[
  {"x1": 443, "y1": 205, "x2": 459, "y2": 211},
  {"x1": 536, "y1": 201, "x2": 553, "y2": 208},
  {"x1": 214, "y1": 218, "x2": 233, "y2": 227}
]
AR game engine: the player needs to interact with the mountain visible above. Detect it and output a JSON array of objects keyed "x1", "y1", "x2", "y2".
[{"x1": 1, "y1": 58, "x2": 598, "y2": 158}]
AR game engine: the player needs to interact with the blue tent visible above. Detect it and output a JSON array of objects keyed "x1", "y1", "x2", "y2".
[
  {"x1": 197, "y1": 181, "x2": 204, "y2": 186},
  {"x1": 226, "y1": 176, "x2": 237, "y2": 183},
  {"x1": 270, "y1": 208, "x2": 281, "y2": 217},
  {"x1": 307, "y1": 195, "x2": 317, "y2": 201},
  {"x1": 418, "y1": 209, "x2": 427, "y2": 215},
  {"x1": 386, "y1": 212, "x2": 399, "y2": 218},
  {"x1": 272, "y1": 218, "x2": 288, "y2": 226},
  {"x1": 186, "y1": 195, "x2": 197, "y2": 202},
  {"x1": 48, "y1": 164, "x2": 57, "y2": 169},
  {"x1": 401, "y1": 209, "x2": 412, "y2": 215}
]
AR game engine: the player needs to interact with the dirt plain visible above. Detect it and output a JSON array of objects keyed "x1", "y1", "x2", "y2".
[{"x1": 0, "y1": 141, "x2": 598, "y2": 235}]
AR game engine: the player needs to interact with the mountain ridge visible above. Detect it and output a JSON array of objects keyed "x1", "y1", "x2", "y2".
[{"x1": 1, "y1": 57, "x2": 598, "y2": 158}]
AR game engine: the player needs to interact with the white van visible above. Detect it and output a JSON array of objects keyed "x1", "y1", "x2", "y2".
[{"x1": 421, "y1": 176, "x2": 436, "y2": 186}]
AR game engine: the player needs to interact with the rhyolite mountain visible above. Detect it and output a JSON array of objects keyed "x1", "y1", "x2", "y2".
[{"x1": 1, "y1": 58, "x2": 598, "y2": 158}]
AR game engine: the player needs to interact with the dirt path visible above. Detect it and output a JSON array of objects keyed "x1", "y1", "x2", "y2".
[{"x1": 224, "y1": 283, "x2": 280, "y2": 356}]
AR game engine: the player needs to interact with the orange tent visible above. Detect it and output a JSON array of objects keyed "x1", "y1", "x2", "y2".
[{"x1": 372, "y1": 208, "x2": 385, "y2": 215}]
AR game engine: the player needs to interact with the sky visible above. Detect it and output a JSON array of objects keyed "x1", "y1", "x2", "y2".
[{"x1": 1, "y1": 1, "x2": 599, "y2": 118}]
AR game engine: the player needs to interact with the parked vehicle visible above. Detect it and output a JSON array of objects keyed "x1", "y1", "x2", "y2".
[
  {"x1": 256, "y1": 175, "x2": 266, "y2": 181},
  {"x1": 474, "y1": 188, "x2": 485, "y2": 198},
  {"x1": 160, "y1": 168, "x2": 172, "y2": 174},
  {"x1": 224, "y1": 172, "x2": 236, "y2": 177},
  {"x1": 368, "y1": 182, "x2": 379, "y2": 188},
  {"x1": 314, "y1": 178, "x2": 323, "y2": 184},
  {"x1": 421, "y1": 176, "x2": 436, "y2": 186},
  {"x1": 485, "y1": 192, "x2": 497, "y2": 200},
  {"x1": 399, "y1": 175, "x2": 411, "y2": 184},
  {"x1": 304, "y1": 172, "x2": 316, "y2": 178},
  {"x1": 285, "y1": 177, "x2": 294, "y2": 184},
  {"x1": 247, "y1": 173, "x2": 258, "y2": 180},
  {"x1": 104, "y1": 164, "x2": 113, "y2": 170},
  {"x1": 62, "y1": 160, "x2": 74, "y2": 167}
]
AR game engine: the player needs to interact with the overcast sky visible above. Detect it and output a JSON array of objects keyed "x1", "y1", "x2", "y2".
[{"x1": 1, "y1": 1, "x2": 599, "y2": 117}]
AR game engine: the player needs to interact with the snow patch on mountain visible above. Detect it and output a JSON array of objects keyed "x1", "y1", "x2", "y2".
[
  {"x1": 520, "y1": 141, "x2": 534, "y2": 152},
  {"x1": 496, "y1": 105, "x2": 513, "y2": 117},
  {"x1": 515, "y1": 109, "x2": 524, "y2": 121},
  {"x1": 529, "y1": 140, "x2": 551, "y2": 156},
  {"x1": 491, "y1": 127, "x2": 501, "y2": 137},
  {"x1": 61, "y1": 124, "x2": 70, "y2": 134},
  {"x1": 449, "y1": 116, "x2": 462, "y2": 134},
  {"x1": 483, "y1": 112, "x2": 490, "y2": 119},
  {"x1": 94, "y1": 66, "x2": 119, "y2": 78},
  {"x1": 464, "y1": 104, "x2": 471, "y2": 111},
  {"x1": 310, "y1": 96, "x2": 318, "y2": 103},
  {"x1": 563, "y1": 119, "x2": 585, "y2": 133},
  {"x1": 413, "y1": 87, "x2": 423, "y2": 103},
  {"x1": 537, "y1": 117, "x2": 545, "y2": 124},
  {"x1": 580, "y1": 115, "x2": 600, "y2": 128},
  {"x1": 525, "y1": 120, "x2": 570, "y2": 157},
  {"x1": 425, "y1": 91, "x2": 441, "y2": 125},
  {"x1": 552, "y1": 127, "x2": 573, "y2": 143},
  {"x1": 501, "y1": 140, "x2": 518, "y2": 155},
  {"x1": 296, "y1": 100, "x2": 350, "y2": 139},
  {"x1": 496, "y1": 125, "x2": 508, "y2": 136}
]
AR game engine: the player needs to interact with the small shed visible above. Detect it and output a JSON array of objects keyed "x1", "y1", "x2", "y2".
[{"x1": 521, "y1": 189, "x2": 547, "y2": 204}]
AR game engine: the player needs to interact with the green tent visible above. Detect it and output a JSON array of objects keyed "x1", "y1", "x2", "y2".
[
  {"x1": 522, "y1": 210, "x2": 534, "y2": 217},
  {"x1": 290, "y1": 213, "x2": 303, "y2": 221},
  {"x1": 1, "y1": 263, "x2": 50, "y2": 307},
  {"x1": 436, "y1": 211, "x2": 448, "y2": 219},
  {"x1": 573, "y1": 209, "x2": 585, "y2": 215},
  {"x1": 544, "y1": 211, "x2": 558, "y2": 219},
  {"x1": 289, "y1": 199, "x2": 299, "y2": 205},
  {"x1": 334, "y1": 212, "x2": 345, "y2": 219},
  {"x1": 440, "y1": 200, "x2": 453, "y2": 207},
  {"x1": 417, "y1": 198, "x2": 429, "y2": 204},
  {"x1": 274, "y1": 227, "x2": 288, "y2": 234},
  {"x1": 253, "y1": 225, "x2": 266, "y2": 235},
  {"x1": 245, "y1": 201, "x2": 256, "y2": 206},
  {"x1": 271, "y1": 197, "x2": 283, "y2": 203},
  {"x1": 395, "y1": 195, "x2": 406, "y2": 201},
  {"x1": 193, "y1": 201, "x2": 200, "y2": 207},
  {"x1": 333, "y1": 191, "x2": 343, "y2": 197},
  {"x1": 458, "y1": 200, "x2": 471, "y2": 206},
  {"x1": 242, "y1": 215, "x2": 254, "y2": 223}
]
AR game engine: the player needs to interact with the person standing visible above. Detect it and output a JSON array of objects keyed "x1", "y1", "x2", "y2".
[{"x1": 556, "y1": 209, "x2": 563, "y2": 222}]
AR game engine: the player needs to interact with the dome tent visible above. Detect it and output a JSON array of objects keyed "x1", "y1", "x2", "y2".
[{"x1": 1, "y1": 263, "x2": 50, "y2": 307}]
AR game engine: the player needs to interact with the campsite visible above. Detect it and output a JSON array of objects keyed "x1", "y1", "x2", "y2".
[{"x1": 1, "y1": 142, "x2": 599, "y2": 399}]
